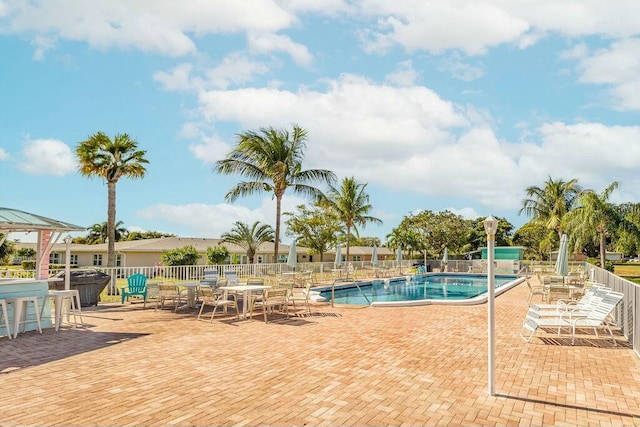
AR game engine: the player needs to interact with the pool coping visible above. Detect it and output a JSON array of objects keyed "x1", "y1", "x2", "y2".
[{"x1": 310, "y1": 273, "x2": 526, "y2": 307}]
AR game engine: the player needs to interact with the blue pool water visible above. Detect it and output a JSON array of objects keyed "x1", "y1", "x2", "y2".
[{"x1": 317, "y1": 274, "x2": 519, "y2": 306}]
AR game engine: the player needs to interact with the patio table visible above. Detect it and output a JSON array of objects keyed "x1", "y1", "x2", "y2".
[
  {"x1": 219, "y1": 285, "x2": 271, "y2": 319},
  {"x1": 176, "y1": 282, "x2": 201, "y2": 309}
]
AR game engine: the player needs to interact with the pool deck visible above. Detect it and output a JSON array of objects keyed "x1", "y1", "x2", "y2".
[{"x1": 1, "y1": 277, "x2": 639, "y2": 426}]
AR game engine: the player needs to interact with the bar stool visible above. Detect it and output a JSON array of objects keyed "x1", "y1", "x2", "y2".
[
  {"x1": 0, "y1": 299, "x2": 11, "y2": 339},
  {"x1": 6, "y1": 296, "x2": 42, "y2": 338},
  {"x1": 40, "y1": 290, "x2": 83, "y2": 331}
]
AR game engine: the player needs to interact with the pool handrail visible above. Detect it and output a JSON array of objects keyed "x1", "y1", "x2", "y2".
[{"x1": 330, "y1": 277, "x2": 371, "y2": 307}]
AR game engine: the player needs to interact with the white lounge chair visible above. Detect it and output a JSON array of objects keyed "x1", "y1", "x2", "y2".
[
  {"x1": 520, "y1": 291, "x2": 624, "y2": 345},
  {"x1": 527, "y1": 285, "x2": 610, "y2": 317}
]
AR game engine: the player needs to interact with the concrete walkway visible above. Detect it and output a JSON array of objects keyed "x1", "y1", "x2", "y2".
[{"x1": 0, "y1": 280, "x2": 639, "y2": 426}]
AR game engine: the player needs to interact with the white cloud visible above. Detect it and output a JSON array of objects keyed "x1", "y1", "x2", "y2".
[
  {"x1": 572, "y1": 38, "x2": 640, "y2": 110},
  {"x1": 153, "y1": 63, "x2": 199, "y2": 91},
  {"x1": 17, "y1": 138, "x2": 76, "y2": 176},
  {"x1": 360, "y1": 1, "x2": 529, "y2": 55},
  {"x1": 385, "y1": 60, "x2": 418, "y2": 86},
  {"x1": 437, "y1": 53, "x2": 484, "y2": 81},
  {"x1": 188, "y1": 134, "x2": 231, "y2": 164},
  {"x1": 30, "y1": 35, "x2": 56, "y2": 60},
  {"x1": 2, "y1": 0, "x2": 295, "y2": 57},
  {"x1": 205, "y1": 53, "x2": 270, "y2": 89},
  {"x1": 446, "y1": 207, "x2": 480, "y2": 220},
  {"x1": 0, "y1": 147, "x2": 9, "y2": 160},
  {"x1": 136, "y1": 194, "x2": 307, "y2": 238},
  {"x1": 247, "y1": 32, "x2": 313, "y2": 66}
]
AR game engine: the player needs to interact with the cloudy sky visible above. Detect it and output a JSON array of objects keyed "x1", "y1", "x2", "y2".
[{"x1": 2, "y1": 0, "x2": 640, "y2": 243}]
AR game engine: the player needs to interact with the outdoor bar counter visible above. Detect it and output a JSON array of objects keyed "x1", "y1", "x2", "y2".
[{"x1": 0, "y1": 278, "x2": 54, "y2": 336}]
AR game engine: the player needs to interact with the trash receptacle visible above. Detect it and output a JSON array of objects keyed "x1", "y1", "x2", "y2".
[{"x1": 49, "y1": 269, "x2": 111, "y2": 307}]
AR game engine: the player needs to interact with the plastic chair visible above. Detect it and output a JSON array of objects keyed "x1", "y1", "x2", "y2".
[
  {"x1": 40, "y1": 290, "x2": 83, "y2": 331},
  {"x1": 121, "y1": 273, "x2": 148, "y2": 307},
  {"x1": 6, "y1": 296, "x2": 42, "y2": 338}
]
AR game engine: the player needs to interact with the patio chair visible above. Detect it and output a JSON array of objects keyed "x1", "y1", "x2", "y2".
[
  {"x1": 201, "y1": 269, "x2": 219, "y2": 286},
  {"x1": 197, "y1": 285, "x2": 238, "y2": 322},
  {"x1": 288, "y1": 280, "x2": 312, "y2": 313},
  {"x1": 528, "y1": 284, "x2": 610, "y2": 316},
  {"x1": 520, "y1": 291, "x2": 624, "y2": 345},
  {"x1": 223, "y1": 270, "x2": 240, "y2": 285},
  {"x1": 121, "y1": 273, "x2": 148, "y2": 307},
  {"x1": 155, "y1": 282, "x2": 184, "y2": 312},
  {"x1": 249, "y1": 287, "x2": 289, "y2": 323},
  {"x1": 526, "y1": 278, "x2": 548, "y2": 305}
]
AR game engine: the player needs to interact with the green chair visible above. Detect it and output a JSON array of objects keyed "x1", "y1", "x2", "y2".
[{"x1": 121, "y1": 273, "x2": 148, "y2": 307}]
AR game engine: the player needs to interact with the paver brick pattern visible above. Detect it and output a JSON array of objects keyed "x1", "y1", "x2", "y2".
[{"x1": 0, "y1": 279, "x2": 639, "y2": 426}]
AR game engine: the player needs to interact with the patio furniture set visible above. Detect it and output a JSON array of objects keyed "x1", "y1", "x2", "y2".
[{"x1": 120, "y1": 269, "x2": 313, "y2": 323}]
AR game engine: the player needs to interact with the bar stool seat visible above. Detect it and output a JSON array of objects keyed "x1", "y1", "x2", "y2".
[
  {"x1": 0, "y1": 299, "x2": 11, "y2": 339},
  {"x1": 40, "y1": 290, "x2": 83, "y2": 331},
  {"x1": 6, "y1": 296, "x2": 42, "y2": 338}
]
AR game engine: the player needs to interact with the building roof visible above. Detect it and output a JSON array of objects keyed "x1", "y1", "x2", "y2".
[{"x1": 0, "y1": 207, "x2": 85, "y2": 232}]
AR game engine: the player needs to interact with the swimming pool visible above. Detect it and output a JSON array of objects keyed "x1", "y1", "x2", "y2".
[{"x1": 313, "y1": 273, "x2": 525, "y2": 307}]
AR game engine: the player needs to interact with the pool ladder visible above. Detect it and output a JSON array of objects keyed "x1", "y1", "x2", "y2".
[{"x1": 330, "y1": 278, "x2": 371, "y2": 307}]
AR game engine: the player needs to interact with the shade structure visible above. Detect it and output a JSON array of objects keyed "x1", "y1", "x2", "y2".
[
  {"x1": 287, "y1": 240, "x2": 297, "y2": 270},
  {"x1": 334, "y1": 243, "x2": 342, "y2": 268},
  {"x1": 555, "y1": 234, "x2": 569, "y2": 277},
  {"x1": 371, "y1": 246, "x2": 378, "y2": 266}
]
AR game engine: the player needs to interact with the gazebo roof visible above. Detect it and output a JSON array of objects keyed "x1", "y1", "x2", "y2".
[{"x1": 0, "y1": 207, "x2": 85, "y2": 232}]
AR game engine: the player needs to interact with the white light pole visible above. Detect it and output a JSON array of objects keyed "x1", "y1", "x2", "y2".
[
  {"x1": 483, "y1": 215, "x2": 498, "y2": 396},
  {"x1": 64, "y1": 235, "x2": 72, "y2": 290}
]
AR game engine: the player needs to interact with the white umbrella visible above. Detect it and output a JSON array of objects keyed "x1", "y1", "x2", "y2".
[
  {"x1": 334, "y1": 243, "x2": 342, "y2": 268},
  {"x1": 555, "y1": 234, "x2": 569, "y2": 277},
  {"x1": 287, "y1": 240, "x2": 297, "y2": 270},
  {"x1": 442, "y1": 247, "x2": 449, "y2": 272},
  {"x1": 371, "y1": 246, "x2": 378, "y2": 266},
  {"x1": 396, "y1": 247, "x2": 402, "y2": 267}
]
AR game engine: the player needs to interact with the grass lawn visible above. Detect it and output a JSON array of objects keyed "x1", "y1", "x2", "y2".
[{"x1": 613, "y1": 263, "x2": 640, "y2": 284}]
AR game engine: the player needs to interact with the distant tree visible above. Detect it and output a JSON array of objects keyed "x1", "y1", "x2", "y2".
[
  {"x1": 86, "y1": 221, "x2": 128, "y2": 244},
  {"x1": 16, "y1": 247, "x2": 36, "y2": 259},
  {"x1": 215, "y1": 125, "x2": 336, "y2": 260},
  {"x1": 351, "y1": 236, "x2": 382, "y2": 247},
  {"x1": 564, "y1": 182, "x2": 640, "y2": 268},
  {"x1": 0, "y1": 236, "x2": 15, "y2": 265},
  {"x1": 76, "y1": 132, "x2": 148, "y2": 266},
  {"x1": 519, "y1": 176, "x2": 581, "y2": 240},
  {"x1": 206, "y1": 245, "x2": 229, "y2": 265},
  {"x1": 320, "y1": 177, "x2": 382, "y2": 261},
  {"x1": 512, "y1": 222, "x2": 552, "y2": 260},
  {"x1": 161, "y1": 245, "x2": 200, "y2": 266},
  {"x1": 466, "y1": 216, "x2": 513, "y2": 251},
  {"x1": 221, "y1": 221, "x2": 275, "y2": 264},
  {"x1": 125, "y1": 231, "x2": 175, "y2": 241},
  {"x1": 284, "y1": 203, "x2": 342, "y2": 262}
]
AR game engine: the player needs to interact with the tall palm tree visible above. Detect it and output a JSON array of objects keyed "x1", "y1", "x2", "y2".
[
  {"x1": 564, "y1": 181, "x2": 639, "y2": 268},
  {"x1": 519, "y1": 176, "x2": 581, "y2": 240},
  {"x1": 321, "y1": 177, "x2": 382, "y2": 261},
  {"x1": 86, "y1": 221, "x2": 128, "y2": 244},
  {"x1": 214, "y1": 125, "x2": 336, "y2": 259},
  {"x1": 76, "y1": 132, "x2": 148, "y2": 267},
  {"x1": 221, "y1": 221, "x2": 275, "y2": 264}
]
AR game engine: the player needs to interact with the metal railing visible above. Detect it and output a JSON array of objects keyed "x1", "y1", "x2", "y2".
[{"x1": 587, "y1": 263, "x2": 639, "y2": 357}]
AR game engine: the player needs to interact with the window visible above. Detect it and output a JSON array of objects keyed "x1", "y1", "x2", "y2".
[
  {"x1": 116, "y1": 254, "x2": 122, "y2": 267},
  {"x1": 353, "y1": 256, "x2": 361, "y2": 262},
  {"x1": 49, "y1": 253, "x2": 60, "y2": 264},
  {"x1": 93, "y1": 254, "x2": 103, "y2": 266},
  {"x1": 70, "y1": 254, "x2": 78, "y2": 266}
]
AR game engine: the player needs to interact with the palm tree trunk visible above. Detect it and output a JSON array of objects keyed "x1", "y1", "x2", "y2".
[
  {"x1": 599, "y1": 231, "x2": 607, "y2": 269},
  {"x1": 107, "y1": 181, "x2": 116, "y2": 268},
  {"x1": 274, "y1": 195, "x2": 282, "y2": 262},
  {"x1": 345, "y1": 225, "x2": 351, "y2": 262}
]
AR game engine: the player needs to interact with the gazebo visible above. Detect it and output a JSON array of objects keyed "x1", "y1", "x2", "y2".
[{"x1": 0, "y1": 207, "x2": 85, "y2": 279}]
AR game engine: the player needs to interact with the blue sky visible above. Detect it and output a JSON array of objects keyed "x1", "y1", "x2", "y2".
[{"x1": 2, "y1": 1, "x2": 640, "y2": 244}]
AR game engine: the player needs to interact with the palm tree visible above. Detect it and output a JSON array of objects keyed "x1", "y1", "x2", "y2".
[
  {"x1": 321, "y1": 177, "x2": 382, "y2": 261},
  {"x1": 221, "y1": 221, "x2": 275, "y2": 264},
  {"x1": 519, "y1": 176, "x2": 581, "y2": 240},
  {"x1": 76, "y1": 132, "x2": 148, "y2": 267},
  {"x1": 86, "y1": 221, "x2": 128, "y2": 244},
  {"x1": 214, "y1": 125, "x2": 336, "y2": 259},
  {"x1": 564, "y1": 181, "x2": 640, "y2": 268}
]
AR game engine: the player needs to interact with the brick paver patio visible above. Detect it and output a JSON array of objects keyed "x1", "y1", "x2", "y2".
[{"x1": 1, "y1": 280, "x2": 639, "y2": 426}]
